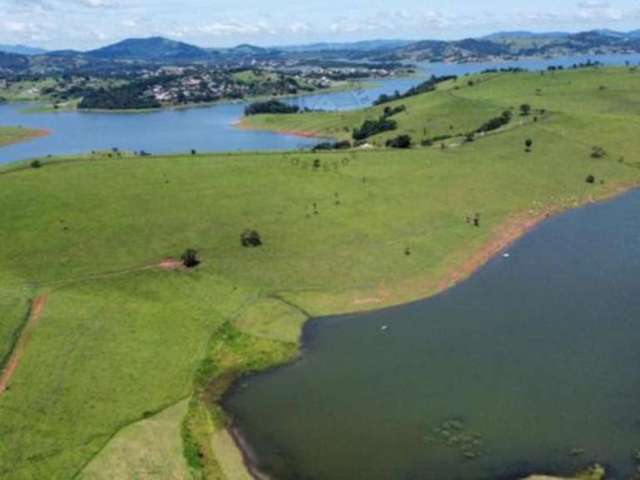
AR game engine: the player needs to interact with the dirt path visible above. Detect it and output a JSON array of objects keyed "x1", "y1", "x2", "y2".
[{"x1": 0, "y1": 293, "x2": 49, "y2": 396}]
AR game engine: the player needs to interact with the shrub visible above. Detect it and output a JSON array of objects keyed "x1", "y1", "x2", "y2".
[
  {"x1": 465, "y1": 133, "x2": 475, "y2": 143},
  {"x1": 586, "y1": 175, "x2": 596, "y2": 184},
  {"x1": 30, "y1": 159, "x2": 42, "y2": 169},
  {"x1": 520, "y1": 104, "x2": 532, "y2": 116},
  {"x1": 181, "y1": 249, "x2": 200, "y2": 268},
  {"x1": 312, "y1": 140, "x2": 352, "y2": 152},
  {"x1": 386, "y1": 134, "x2": 412, "y2": 149},
  {"x1": 591, "y1": 146, "x2": 607, "y2": 158},
  {"x1": 241, "y1": 230, "x2": 263, "y2": 248},
  {"x1": 312, "y1": 142, "x2": 334, "y2": 152},
  {"x1": 334, "y1": 140, "x2": 352, "y2": 149}
]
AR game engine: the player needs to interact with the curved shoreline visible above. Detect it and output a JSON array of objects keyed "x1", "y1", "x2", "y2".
[
  {"x1": 0, "y1": 127, "x2": 51, "y2": 147},
  {"x1": 234, "y1": 117, "x2": 328, "y2": 139},
  {"x1": 221, "y1": 183, "x2": 637, "y2": 480}
]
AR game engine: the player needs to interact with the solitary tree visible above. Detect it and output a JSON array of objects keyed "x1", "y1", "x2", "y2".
[
  {"x1": 586, "y1": 175, "x2": 596, "y2": 184},
  {"x1": 30, "y1": 159, "x2": 42, "y2": 169},
  {"x1": 525, "y1": 139, "x2": 533, "y2": 152},
  {"x1": 520, "y1": 104, "x2": 532, "y2": 116},
  {"x1": 181, "y1": 249, "x2": 200, "y2": 268},
  {"x1": 241, "y1": 230, "x2": 263, "y2": 248}
]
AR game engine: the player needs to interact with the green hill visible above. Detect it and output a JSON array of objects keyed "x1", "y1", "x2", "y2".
[{"x1": 1, "y1": 66, "x2": 639, "y2": 479}]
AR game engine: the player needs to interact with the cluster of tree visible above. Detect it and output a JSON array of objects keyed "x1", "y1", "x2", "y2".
[
  {"x1": 475, "y1": 110, "x2": 512, "y2": 134},
  {"x1": 78, "y1": 85, "x2": 161, "y2": 110},
  {"x1": 373, "y1": 75, "x2": 457, "y2": 105},
  {"x1": 312, "y1": 140, "x2": 352, "y2": 151},
  {"x1": 386, "y1": 134, "x2": 412, "y2": 149},
  {"x1": 352, "y1": 116, "x2": 397, "y2": 141},
  {"x1": 481, "y1": 67, "x2": 527, "y2": 74},
  {"x1": 244, "y1": 99, "x2": 300, "y2": 115}
]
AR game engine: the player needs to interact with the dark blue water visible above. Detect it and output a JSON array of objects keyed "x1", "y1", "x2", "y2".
[
  {"x1": 226, "y1": 189, "x2": 640, "y2": 480},
  {"x1": 2, "y1": 53, "x2": 640, "y2": 165}
]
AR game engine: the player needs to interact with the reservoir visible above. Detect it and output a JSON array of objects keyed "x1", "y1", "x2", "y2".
[
  {"x1": 225, "y1": 189, "x2": 640, "y2": 480},
  {"x1": 2, "y1": 53, "x2": 640, "y2": 165}
]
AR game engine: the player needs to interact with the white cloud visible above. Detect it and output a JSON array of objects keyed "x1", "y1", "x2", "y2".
[{"x1": 77, "y1": 0, "x2": 118, "y2": 7}]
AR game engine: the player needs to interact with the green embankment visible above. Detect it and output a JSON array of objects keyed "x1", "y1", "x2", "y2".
[
  {"x1": 0, "y1": 126, "x2": 48, "y2": 147},
  {"x1": 0, "y1": 67, "x2": 639, "y2": 479}
]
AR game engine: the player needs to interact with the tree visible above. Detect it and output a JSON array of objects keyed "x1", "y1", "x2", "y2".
[
  {"x1": 386, "y1": 134, "x2": 412, "y2": 149},
  {"x1": 241, "y1": 230, "x2": 263, "y2": 248},
  {"x1": 525, "y1": 139, "x2": 533, "y2": 152},
  {"x1": 181, "y1": 249, "x2": 200, "y2": 268},
  {"x1": 586, "y1": 175, "x2": 596, "y2": 184},
  {"x1": 191, "y1": 149, "x2": 197, "y2": 155},
  {"x1": 520, "y1": 104, "x2": 531, "y2": 116},
  {"x1": 30, "y1": 159, "x2": 42, "y2": 169}
]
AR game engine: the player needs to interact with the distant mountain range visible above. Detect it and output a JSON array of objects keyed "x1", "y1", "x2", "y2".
[
  {"x1": 0, "y1": 44, "x2": 47, "y2": 55},
  {"x1": 3, "y1": 29, "x2": 640, "y2": 72}
]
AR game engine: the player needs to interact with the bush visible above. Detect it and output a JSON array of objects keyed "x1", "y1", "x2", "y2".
[
  {"x1": 334, "y1": 140, "x2": 352, "y2": 149},
  {"x1": 591, "y1": 146, "x2": 607, "y2": 158},
  {"x1": 241, "y1": 230, "x2": 263, "y2": 248},
  {"x1": 181, "y1": 249, "x2": 200, "y2": 268},
  {"x1": 586, "y1": 175, "x2": 596, "y2": 184},
  {"x1": 312, "y1": 142, "x2": 334, "y2": 152},
  {"x1": 525, "y1": 139, "x2": 533, "y2": 151},
  {"x1": 520, "y1": 104, "x2": 532, "y2": 116},
  {"x1": 312, "y1": 140, "x2": 352, "y2": 152},
  {"x1": 386, "y1": 134, "x2": 412, "y2": 149},
  {"x1": 30, "y1": 159, "x2": 42, "y2": 169}
]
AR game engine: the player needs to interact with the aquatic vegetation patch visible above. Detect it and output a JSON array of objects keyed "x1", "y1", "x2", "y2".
[{"x1": 424, "y1": 418, "x2": 486, "y2": 460}]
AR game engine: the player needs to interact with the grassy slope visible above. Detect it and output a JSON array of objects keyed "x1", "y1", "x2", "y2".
[
  {"x1": 79, "y1": 400, "x2": 190, "y2": 480},
  {"x1": 0, "y1": 67, "x2": 639, "y2": 479}
]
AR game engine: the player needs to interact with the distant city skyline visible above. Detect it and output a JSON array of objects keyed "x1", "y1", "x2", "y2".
[{"x1": 2, "y1": 0, "x2": 640, "y2": 50}]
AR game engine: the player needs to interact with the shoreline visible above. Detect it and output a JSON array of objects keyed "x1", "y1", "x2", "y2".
[
  {"x1": 221, "y1": 182, "x2": 638, "y2": 480},
  {"x1": 0, "y1": 127, "x2": 51, "y2": 147},
  {"x1": 234, "y1": 117, "x2": 328, "y2": 139}
]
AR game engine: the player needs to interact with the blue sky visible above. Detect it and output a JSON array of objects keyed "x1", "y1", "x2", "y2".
[{"x1": 2, "y1": 0, "x2": 640, "y2": 49}]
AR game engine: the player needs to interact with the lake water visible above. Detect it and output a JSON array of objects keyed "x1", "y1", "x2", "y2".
[
  {"x1": 2, "y1": 53, "x2": 640, "y2": 165},
  {"x1": 226, "y1": 189, "x2": 640, "y2": 480}
]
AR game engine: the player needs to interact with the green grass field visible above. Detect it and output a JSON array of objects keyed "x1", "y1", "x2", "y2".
[{"x1": 0, "y1": 67, "x2": 639, "y2": 479}]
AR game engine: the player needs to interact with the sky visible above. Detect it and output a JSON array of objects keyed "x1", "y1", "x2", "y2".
[{"x1": 2, "y1": 0, "x2": 640, "y2": 50}]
